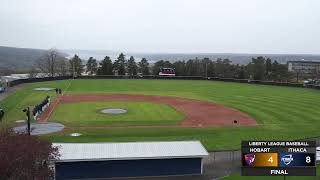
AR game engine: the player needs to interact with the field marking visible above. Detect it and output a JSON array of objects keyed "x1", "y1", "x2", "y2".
[
  {"x1": 63, "y1": 79, "x2": 72, "y2": 95},
  {"x1": 64, "y1": 124, "x2": 258, "y2": 129},
  {"x1": 213, "y1": 173, "x2": 232, "y2": 180},
  {"x1": 55, "y1": 123, "x2": 317, "y2": 129},
  {"x1": 257, "y1": 123, "x2": 318, "y2": 126}
]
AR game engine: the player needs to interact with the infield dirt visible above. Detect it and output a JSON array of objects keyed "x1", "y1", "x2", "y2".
[{"x1": 39, "y1": 94, "x2": 257, "y2": 128}]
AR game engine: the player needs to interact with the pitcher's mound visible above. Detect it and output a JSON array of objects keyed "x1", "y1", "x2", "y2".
[
  {"x1": 101, "y1": 108, "x2": 127, "y2": 114},
  {"x1": 33, "y1": 87, "x2": 55, "y2": 91}
]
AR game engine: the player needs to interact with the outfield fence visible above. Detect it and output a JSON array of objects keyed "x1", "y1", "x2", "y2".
[
  {"x1": 8, "y1": 75, "x2": 320, "y2": 90},
  {"x1": 8, "y1": 76, "x2": 72, "y2": 87}
]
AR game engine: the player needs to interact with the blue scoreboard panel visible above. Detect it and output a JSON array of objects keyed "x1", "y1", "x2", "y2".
[{"x1": 241, "y1": 141, "x2": 316, "y2": 176}]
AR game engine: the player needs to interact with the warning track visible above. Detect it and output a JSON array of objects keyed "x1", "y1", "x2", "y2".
[{"x1": 38, "y1": 94, "x2": 257, "y2": 127}]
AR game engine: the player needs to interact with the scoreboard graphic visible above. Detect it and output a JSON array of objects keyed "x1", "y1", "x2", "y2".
[
  {"x1": 241, "y1": 141, "x2": 316, "y2": 176},
  {"x1": 243, "y1": 153, "x2": 278, "y2": 167}
]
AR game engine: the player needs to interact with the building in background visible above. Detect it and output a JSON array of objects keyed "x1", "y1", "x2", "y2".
[{"x1": 288, "y1": 60, "x2": 320, "y2": 79}]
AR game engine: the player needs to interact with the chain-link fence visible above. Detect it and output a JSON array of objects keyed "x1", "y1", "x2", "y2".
[{"x1": 8, "y1": 75, "x2": 320, "y2": 90}]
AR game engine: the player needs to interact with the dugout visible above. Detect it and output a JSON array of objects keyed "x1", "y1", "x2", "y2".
[{"x1": 53, "y1": 141, "x2": 208, "y2": 180}]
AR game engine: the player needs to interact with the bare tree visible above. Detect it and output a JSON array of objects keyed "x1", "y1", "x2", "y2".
[
  {"x1": 36, "y1": 49, "x2": 64, "y2": 77},
  {"x1": 56, "y1": 58, "x2": 69, "y2": 76},
  {"x1": 28, "y1": 65, "x2": 39, "y2": 78}
]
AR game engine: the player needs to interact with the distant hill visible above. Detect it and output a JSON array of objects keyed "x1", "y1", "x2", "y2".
[
  {"x1": 0, "y1": 46, "x2": 67, "y2": 71},
  {"x1": 0, "y1": 46, "x2": 47, "y2": 70}
]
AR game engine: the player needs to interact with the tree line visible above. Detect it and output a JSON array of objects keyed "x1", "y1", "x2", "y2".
[
  {"x1": 33, "y1": 49, "x2": 295, "y2": 82},
  {"x1": 33, "y1": 49, "x2": 150, "y2": 77},
  {"x1": 157, "y1": 56, "x2": 292, "y2": 81},
  {"x1": 87, "y1": 53, "x2": 150, "y2": 76}
]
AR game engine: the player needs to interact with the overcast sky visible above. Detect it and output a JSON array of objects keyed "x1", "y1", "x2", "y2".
[{"x1": 0, "y1": 0, "x2": 319, "y2": 54}]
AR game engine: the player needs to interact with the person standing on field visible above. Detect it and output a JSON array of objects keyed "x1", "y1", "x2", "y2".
[{"x1": 0, "y1": 109, "x2": 4, "y2": 122}]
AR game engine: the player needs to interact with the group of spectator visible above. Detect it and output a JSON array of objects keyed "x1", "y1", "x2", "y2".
[
  {"x1": 1, "y1": 87, "x2": 62, "y2": 122},
  {"x1": 32, "y1": 96, "x2": 51, "y2": 120}
]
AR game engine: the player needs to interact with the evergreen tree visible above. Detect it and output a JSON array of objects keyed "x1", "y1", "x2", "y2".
[
  {"x1": 202, "y1": 58, "x2": 212, "y2": 77},
  {"x1": 185, "y1": 59, "x2": 196, "y2": 76},
  {"x1": 173, "y1": 61, "x2": 186, "y2": 76},
  {"x1": 265, "y1": 58, "x2": 273, "y2": 80},
  {"x1": 127, "y1": 56, "x2": 138, "y2": 75},
  {"x1": 215, "y1": 58, "x2": 226, "y2": 77},
  {"x1": 69, "y1": 54, "x2": 84, "y2": 76},
  {"x1": 138, "y1": 58, "x2": 150, "y2": 75},
  {"x1": 238, "y1": 65, "x2": 246, "y2": 79},
  {"x1": 271, "y1": 60, "x2": 279, "y2": 80},
  {"x1": 86, "y1": 57, "x2": 98, "y2": 75},
  {"x1": 249, "y1": 56, "x2": 266, "y2": 80},
  {"x1": 113, "y1": 53, "x2": 126, "y2": 75},
  {"x1": 98, "y1": 56, "x2": 113, "y2": 75},
  {"x1": 222, "y1": 59, "x2": 232, "y2": 78}
]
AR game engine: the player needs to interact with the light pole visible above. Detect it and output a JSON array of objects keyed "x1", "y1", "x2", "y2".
[
  {"x1": 73, "y1": 61, "x2": 76, "y2": 79},
  {"x1": 205, "y1": 63, "x2": 208, "y2": 78},
  {"x1": 22, "y1": 107, "x2": 31, "y2": 136}
]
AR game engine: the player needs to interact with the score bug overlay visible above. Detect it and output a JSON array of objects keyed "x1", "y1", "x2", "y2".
[{"x1": 241, "y1": 141, "x2": 316, "y2": 176}]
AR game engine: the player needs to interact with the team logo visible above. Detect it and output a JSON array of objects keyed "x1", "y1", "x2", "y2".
[
  {"x1": 281, "y1": 154, "x2": 293, "y2": 165},
  {"x1": 244, "y1": 154, "x2": 256, "y2": 165}
]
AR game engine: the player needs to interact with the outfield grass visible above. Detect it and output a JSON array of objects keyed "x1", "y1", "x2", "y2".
[
  {"x1": 46, "y1": 124, "x2": 320, "y2": 151},
  {"x1": 50, "y1": 101, "x2": 185, "y2": 126},
  {"x1": 1, "y1": 79, "x2": 320, "y2": 151}
]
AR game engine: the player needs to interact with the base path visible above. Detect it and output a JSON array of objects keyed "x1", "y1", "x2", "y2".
[
  {"x1": 39, "y1": 94, "x2": 256, "y2": 127},
  {"x1": 38, "y1": 95, "x2": 62, "y2": 123}
]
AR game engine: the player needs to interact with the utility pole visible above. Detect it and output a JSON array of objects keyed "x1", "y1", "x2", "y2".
[
  {"x1": 23, "y1": 107, "x2": 31, "y2": 135},
  {"x1": 205, "y1": 63, "x2": 208, "y2": 78},
  {"x1": 73, "y1": 60, "x2": 76, "y2": 79}
]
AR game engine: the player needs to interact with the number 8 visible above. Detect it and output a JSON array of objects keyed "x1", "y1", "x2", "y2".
[{"x1": 306, "y1": 156, "x2": 311, "y2": 163}]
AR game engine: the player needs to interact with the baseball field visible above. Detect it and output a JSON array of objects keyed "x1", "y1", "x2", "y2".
[{"x1": 1, "y1": 79, "x2": 320, "y2": 151}]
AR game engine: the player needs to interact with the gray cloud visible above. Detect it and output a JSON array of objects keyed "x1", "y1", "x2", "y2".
[{"x1": 0, "y1": 0, "x2": 319, "y2": 54}]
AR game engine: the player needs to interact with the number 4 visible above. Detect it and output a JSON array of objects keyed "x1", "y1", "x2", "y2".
[{"x1": 268, "y1": 156, "x2": 273, "y2": 163}]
